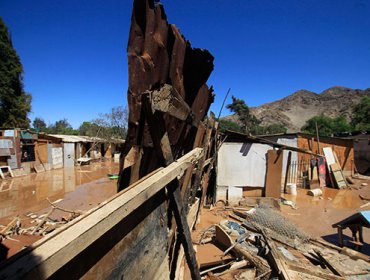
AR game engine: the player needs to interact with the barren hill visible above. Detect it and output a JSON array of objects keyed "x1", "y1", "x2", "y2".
[{"x1": 227, "y1": 86, "x2": 370, "y2": 132}]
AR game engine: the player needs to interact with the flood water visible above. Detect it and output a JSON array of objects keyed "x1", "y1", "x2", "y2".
[
  {"x1": 0, "y1": 160, "x2": 119, "y2": 227},
  {"x1": 281, "y1": 181, "x2": 370, "y2": 254}
]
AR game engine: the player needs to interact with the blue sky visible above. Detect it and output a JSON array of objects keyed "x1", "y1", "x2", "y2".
[{"x1": 1, "y1": 0, "x2": 369, "y2": 128}]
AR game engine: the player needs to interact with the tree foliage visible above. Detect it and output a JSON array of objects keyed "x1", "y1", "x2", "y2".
[
  {"x1": 218, "y1": 119, "x2": 243, "y2": 133},
  {"x1": 351, "y1": 96, "x2": 370, "y2": 131},
  {"x1": 225, "y1": 96, "x2": 287, "y2": 135},
  {"x1": 78, "y1": 121, "x2": 100, "y2": 137},
  {"x1": 226, "y1": 96, "x2": 260, "y2": 134},
  {"x1": 48, "y1": 119, "x2": 78, "y2": 135},
  {"x1": 0, "y1": 17, "x2": 31, "y2": 128},
  {"x1": 301, "y1": 115, "x2": 352, "y2": 136},
  {"x1": 32, "y1": 117, "x2": 47, "y2": 132}
]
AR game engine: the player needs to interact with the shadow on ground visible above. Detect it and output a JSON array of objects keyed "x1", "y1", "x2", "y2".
[
  {"x1": 322, "y1": 233, "x2": 370, "y2": 256},
  {"x1": 0, "y1": 243, "x2": 9, "y2": 262}
]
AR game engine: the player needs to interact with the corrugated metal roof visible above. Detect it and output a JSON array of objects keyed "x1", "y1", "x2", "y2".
[{"x1": 49, "y1": 134, "x2": 125, "y2": 144}]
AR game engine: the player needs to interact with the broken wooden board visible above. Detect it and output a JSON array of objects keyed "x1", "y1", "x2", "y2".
[{"x1": 330, "y1": 163, "x2": 347, "y2": 189}]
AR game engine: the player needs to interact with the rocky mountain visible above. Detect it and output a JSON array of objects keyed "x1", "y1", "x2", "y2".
[{"x1": 227, "y1": 86, "x2": 370, "y2": 132}]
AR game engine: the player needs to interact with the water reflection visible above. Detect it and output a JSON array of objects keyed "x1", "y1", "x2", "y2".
[{"x1": 0, "y1": 160, "x2": 119, "y2": 224}]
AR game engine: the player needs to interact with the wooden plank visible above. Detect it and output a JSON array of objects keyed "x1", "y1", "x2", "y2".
[
  {"x1": 262, "y1": 230, "x2": 292, "y2": 280},
  {"x1": 170, "y1": 184, "x2": 201, "y2": 280},
  {"x1": 330, "y1": 163, "x2": 347, "y2": 189},
  {"x1": 180, "y1": 123, "x2": 205, "y2": 202},
  {"x1": 313, "y1": 250, "x2": 343, "y2": 277},
  {"x1": 323, "y1": 147, "x2": 336, "y2": 165},
  {"x1": 265, "y1": 150, "x2": 283, "y2": 198},
  {"x1": 0, "y1": 148, "x2": 203, "y2": 279},
  {"x1": 287, "y1": 263, "x2": 345, "y2": 280},
  {"x1": 174, "y1": 198, "x2": 201, "y2": 280}
]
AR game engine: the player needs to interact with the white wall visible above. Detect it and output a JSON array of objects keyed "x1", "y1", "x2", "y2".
[{"x1": 217, "y1": 142, "x2": 272, "y2": 188}]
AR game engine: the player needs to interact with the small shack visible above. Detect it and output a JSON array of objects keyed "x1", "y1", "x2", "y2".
[
  {"x1": 216, "y1": 131, "x2": 354, "y2": 204},
  {"x1": 47, "y1": 134, "x2": 124, "y2": 167},
  {"x1": 0, "y1": 129, "x2": 63, "y2": 174}
]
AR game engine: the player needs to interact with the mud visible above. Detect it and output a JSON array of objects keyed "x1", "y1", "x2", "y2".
[{"x1": 0, "y1": 160, "x2": 119, "y2": 259}]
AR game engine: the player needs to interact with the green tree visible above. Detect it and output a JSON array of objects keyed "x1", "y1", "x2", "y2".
[
  {"x1": 48, "y1": 119, "x2": 78, "y2": 135},
  {"x1": 32, "y1": 117, "x2": 47, "y2": 132},
  {"x1": 260, "y1": 124, "x2": 288, "y2": 135},
  {"x1": 301, "y1": 115, "x2": 352, "y2": 136},
  {"x1": 226, "y1": 96, "x2": 259, "y2": 134},
  {"x1": 331, "y1": 116, "x2": 352, "y2": 133},
  {"x1": 0, "y1": 17, "x2": 31, "y2": 128},
  {"x1": 78, "y1": 121, "x2": 100, "y2": 136},
  {"x1": 352, "y1": 96, "x2": 370, "y2": 131},
  {"x1": 218, "y1": 119, "x2": 243, "y2": 133}
]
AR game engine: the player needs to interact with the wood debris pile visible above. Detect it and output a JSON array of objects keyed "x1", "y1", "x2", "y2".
[
  {"x1": 0, "y1": 199, "x2": 83, "y2": 242},
  {"x1": 194, "y1": 200, "x2": 370, "y2": 280}
]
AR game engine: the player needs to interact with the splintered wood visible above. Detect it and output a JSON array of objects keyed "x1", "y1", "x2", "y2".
[{"x1": 193, "y1": 206, "x2": 370, "y2": 280}]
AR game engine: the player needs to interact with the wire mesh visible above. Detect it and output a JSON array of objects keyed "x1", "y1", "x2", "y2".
[{"x1": 244, "y1": 205, "x2": 311, "y2": 243}]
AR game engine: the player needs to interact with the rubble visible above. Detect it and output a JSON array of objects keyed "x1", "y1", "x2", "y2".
[{"x1": 193, "y1": 204, "x2": 370, "y2": 280}]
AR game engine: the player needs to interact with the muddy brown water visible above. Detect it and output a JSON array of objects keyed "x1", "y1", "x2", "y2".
[
  {"x1": 0, "y1": 160, "x2": 119, "y2": 259},
  {"x1": 281, "y1": 181, "x2": 370, "y2": 254}
]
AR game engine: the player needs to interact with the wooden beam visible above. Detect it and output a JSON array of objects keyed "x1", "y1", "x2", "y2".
[
  {"x1": 170, "y1": 183, "x2": 201, "y2": 280},
  {"x1": 0, "y1": 148, "x2": 203, "y2": 279},
  {"x1": 262, "y1": 230, "x2": 292, "y2": 280}
]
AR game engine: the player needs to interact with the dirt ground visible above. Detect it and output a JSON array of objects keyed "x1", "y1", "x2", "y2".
[{"x1": 0, "y1": 160, "x2": 119, "y2": 260}]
